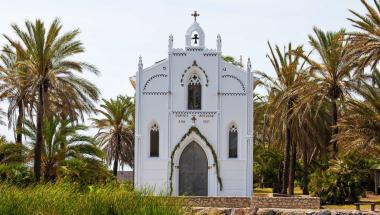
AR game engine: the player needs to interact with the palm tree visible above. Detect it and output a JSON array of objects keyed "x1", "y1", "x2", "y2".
[
  {"x1": 0, "y1": 45, "x2": 30, "y2": 145},
  {"x1": 295, "y1": 28, "x2": 356, "y2": 157},
  {"x1": 256, "y1": 42, "x2": 307, "y2": 194},
  {"x1": 348, "y1": 0, "x2": 380, "y2": 70},
  {"x1": 92, "y1": 96, "x2": 134, "y2": 176},
  {"x1": 22, "y1": 117, "x2": 104, "y2": 181},
  {"x1": 334, "y1": 70, "x2": 380, "y2": 154},
  {"x1": 4, "y1": 18, "x2": 100, "y2": 180}
]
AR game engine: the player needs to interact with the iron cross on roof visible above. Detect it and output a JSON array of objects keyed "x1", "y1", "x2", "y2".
[{"x1": 191, "y1": 11, "x2": 200, "y2": 22}]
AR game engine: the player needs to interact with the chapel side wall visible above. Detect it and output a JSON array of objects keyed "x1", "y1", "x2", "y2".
[
  {"x1": 218, "y1": 62, "x2": 249, "y2": 197},
  {"x1": 139, "y1": 63, "x2": 169, "y2": 194}
]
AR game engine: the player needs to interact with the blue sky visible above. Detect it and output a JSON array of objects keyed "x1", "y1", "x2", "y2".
[{"x1": 0, "y1": 0, "x2": 366, "y2": 140}]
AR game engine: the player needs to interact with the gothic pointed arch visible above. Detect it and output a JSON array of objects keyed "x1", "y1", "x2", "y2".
[
  {"x1": 149, "y1": 123, "x2": 159, "y2": 157},
  {"x1": 169, "y1": 126, "x2": 223, "y2": 195},
  {"x1": 228, "y1": 124, "x2": 238, "y2": 158},
  {"x1": 187, "y1": 74, "x2": 202, "y2": 110},
  {"x1": 180, "y1": 61, "x2": 209, "y2": 87}
]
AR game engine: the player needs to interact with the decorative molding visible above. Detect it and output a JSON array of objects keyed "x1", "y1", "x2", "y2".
[
  {"x1": 172, "y1": 111, "x2": 217, "y2": 118},
  {"x1": 151, "y1": 124, "x2": 159, "y2": 131},
  {"x1": 230, "y1": 124, "x2": 237, "y2": 133},
  {"x1": 204, "y1": 53, "x2": 218, "y2": 57},
  {"x1": 222, "y1": 74, "x2": 246, "y2": 93},
  {"x1": 180, "y1": 61, "x2": 209, "y2": 87},
  {"x1": 143, "y1": 74, "x2": 168, "y2": 91},
  {"x1": 173, "y1": 52, "x2": 187, "y2": 56},
  {"x1": 169, "y1": 126, "x2": 223, "y2": 195},
  {"x1": 142, "y1": 92, "x2": 168, "y2": 96},
  {"x1": 186, "y1": 47, "x2": 204, "y2": 51},
  {"x1": 220, "y1": 93, "x2": 247, "y2": 96}
]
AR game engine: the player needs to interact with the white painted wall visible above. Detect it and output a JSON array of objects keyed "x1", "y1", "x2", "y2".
[{"x1": 134, "y1": 20, "x2": 253, "y2": 197}]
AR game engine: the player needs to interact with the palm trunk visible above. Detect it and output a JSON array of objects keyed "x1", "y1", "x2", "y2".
[
  {"x1": 302, "y1": 143, "x2": 309, "y2": 195},
  {"x1": 15, "y1": 101, "x2": 24, "y2": 145},
  {"x1": 331, "y1": 99, "x2": 338, "y2": 156},
  {"x1": 281, "y1": 100, "x2": 293, "y2": 194},
  {"x1": 281, "y1": 125, "x2": 291, "y2": 194},
  {"x1": 34, "y1": 84, "x2": 44, "y2": 181},
  {"x1": 288, "y1": 140, "x2": 297, "y2": 195},
  {"x1": 113, "y1": 134, "x2": 120, "y2": 176}
]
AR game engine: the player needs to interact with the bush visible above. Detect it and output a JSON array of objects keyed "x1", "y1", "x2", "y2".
[
  {"x1": 58, "y1": 158, "x2": 114, "y2": 186},
  {"x1": 309, "y1": 152, "x2": 375, "y2": 204},
  {"x1": 0, "y1": 182, "x2": 183, "y2": 215},
  {"x1": 253, "y1": 145, "x2": 283, "y2": 192},
  {"x1": 0, "y1": 164, "x2": 34, "y2": 186}
]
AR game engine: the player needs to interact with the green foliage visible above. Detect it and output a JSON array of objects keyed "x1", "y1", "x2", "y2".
[
  {"x1": 58, "y1": 159, "x2": 113, "y2": 187},
  {"x1": 22, "y1": 117, "x2": 111, "y2": 183},
  {"x1": 253, "y1": 145, "x2": 283, "y2": 190},
  {"x1": 0, "y1": 164, "x2": 33, "y2": 186},
  {"x1": 309, "y1": 152, "x2": 376, "y2": 204},
  {"x1": 0, "y1": 182, "x2": 183, "y2": 215},
  {"x1": 222, "y1": 55, "x2": 243, "y2": 67},
  {"x1": 92, "y1": 96, "x2": 135, "y2": 171}
]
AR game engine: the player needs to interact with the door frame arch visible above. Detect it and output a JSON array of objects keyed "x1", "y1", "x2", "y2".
[{"x1": 172, "y1": 131, "x2": 218, "y2": 196}]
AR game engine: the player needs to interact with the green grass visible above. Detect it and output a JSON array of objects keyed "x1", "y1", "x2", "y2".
[
  {"x1": 254, "y1": 187, "x2": 303, "y2": 195},
  {"x1": 0, "y1": 183, "x2": 184, "y2": 215}
]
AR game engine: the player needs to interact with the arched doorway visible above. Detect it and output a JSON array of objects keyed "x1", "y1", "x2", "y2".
[{"x1": 179, "y1": 141, "x2": 208, "y2": 196}]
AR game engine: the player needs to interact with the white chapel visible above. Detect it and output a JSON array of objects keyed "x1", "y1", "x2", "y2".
[{"x1": 132, "y1": 12, "x2": 254, "y2": 197}]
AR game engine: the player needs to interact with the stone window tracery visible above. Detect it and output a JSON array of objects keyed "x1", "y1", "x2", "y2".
[
  {"x1": 229, "y1": 125, "x2": 238, "y2": 158},
  {"x1": 150, "y1": 124, "x2": 159, "y2": 157},
  {"x1": 188, "y1": 75, "x2": 202, "y2": 110}
]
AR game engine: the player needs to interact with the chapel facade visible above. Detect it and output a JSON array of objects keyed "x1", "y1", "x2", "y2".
[{"x1": 133, "y1": 12, "x2": 254, "y2": 197}]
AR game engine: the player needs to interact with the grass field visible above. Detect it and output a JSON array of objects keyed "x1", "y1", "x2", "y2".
[{"x1": 0, "y1": 183, "x2": 183, "y2": 215}]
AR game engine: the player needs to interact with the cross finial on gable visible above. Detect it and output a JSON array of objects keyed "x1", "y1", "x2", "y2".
[{"x1": 191, "y1": 11, "x2": 200, "y2": 22}]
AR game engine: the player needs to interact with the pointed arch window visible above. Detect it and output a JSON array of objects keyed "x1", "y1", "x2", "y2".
[
  {"x1": 229, "y1": 125, "x2": 238, "y2": 158},
  {"x1": 150, "y1": 124, "x2": 159, "y2": 157},
  {"x1": 188, "y1": 74, "x2": 202, "y2": 110}
]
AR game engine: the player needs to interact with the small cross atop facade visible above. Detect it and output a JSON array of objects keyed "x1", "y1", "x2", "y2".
[{"x1": 191, "y1": 11, "x2": 200, "y2": 22}]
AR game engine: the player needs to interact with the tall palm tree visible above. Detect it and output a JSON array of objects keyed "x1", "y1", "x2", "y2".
[
  {"x1": 348, "y1": 0, "x2": 380, "y2": 70},
  {"x1": 92, "y1": 96, "x2": 134, "y2": 176},
  {"x1": 4, "y1": 18, "x2": 100, "y2": 180},
  {"x1": 22, "y1": 117, "x2": 104, "y2": 181},
  {"x1": 334, "y1": 70, "x2": 380, "y2": 154},
  {"x1": 257, "y1": 42, "x2": 307, "y2": 194},
  {"x1": 295, "y1": 28, "x2": 356, "y2": 157},
  {"x1": 0, "y1": 45, "x2": 30, "y2": 145}
]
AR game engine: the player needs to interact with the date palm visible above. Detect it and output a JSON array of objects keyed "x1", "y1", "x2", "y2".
[
  {"x1": 256, "y1": 42, "x2": 307, "y2": 194},
  {"x1": 4, "y1": 18, "x2": 100, "y2": 180},
  {"x1": 92, "y1": 96, "x2": 134, "y2": 176},
  {"x1": 348, "y1": 0, "x2": 380, "y2": 70},
  {"x1": 0, "y1": 45, "x2": 30, "y2": 145},
  {"x1": 334, "y1": 70, "x2": 380, "y2": 154},
  {"x1": 22, "y1": 117, "x2": 104, "y2": 181},
  {"x1": 294, "y1": 28, "x2": 356, "y2": 157}
]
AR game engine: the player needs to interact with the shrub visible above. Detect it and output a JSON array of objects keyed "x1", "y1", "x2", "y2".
[
  {"x1": 309, "y1": 152, "x2": 375, "y2": 204},
  {"x1": 0, "y1": 164, "x2": 34, "y2": 186},
  {"x1": 253, "y1": 145, "x2": 283, "y2": 192},
  {"x1": 57, "y1": 158, "x2": 114, "y2": 186}
]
